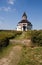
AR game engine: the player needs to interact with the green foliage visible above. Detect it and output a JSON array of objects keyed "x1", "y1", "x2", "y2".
[
  {"x1": 18, "y1": 47, "x2": 42, "y2": 65},
  {"x1": 0, "y1": 30, "x2": 22, "y2": 50},
  {"x1": 25, "y1": 30, "x2": 32, "y2": 39},
  {"x1": 0, "y1": 43, "x2": 13, "y2": 58},
  {"x1": 0, "y1": 30, "x2": 42, "y2": 50},
  {"x1": 14, "y1": 30, "x2": 32, "y2": 40},
  {"x1": 31, "y1": 30, "x2": 42, "y2": 46}
]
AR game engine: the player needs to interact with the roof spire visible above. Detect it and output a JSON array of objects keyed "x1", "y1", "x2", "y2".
[
  {"x1": 22, "y1": 12, "x2": 27, "y2": 17},
  {"x1": 22, "y1": 12, "x2": 27, "y2": 20}
]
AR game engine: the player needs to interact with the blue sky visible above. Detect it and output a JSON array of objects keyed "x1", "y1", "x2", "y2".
[{"x1": 0, "y1": 0, "x2": 42, "y2": 30}]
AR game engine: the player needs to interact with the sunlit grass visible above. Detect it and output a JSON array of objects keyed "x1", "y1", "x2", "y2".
[{"x1": 18, "y1": 46, "x2": 42, "y2": 65}]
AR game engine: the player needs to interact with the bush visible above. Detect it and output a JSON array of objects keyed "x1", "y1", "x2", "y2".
[
  {"x1": 31, "y1": 30, "x2": 42, "y2": 46},
  {"x1": 0, "y1": 37, "x2": 9, "y2": 47},
  {"x1": 0, "y1": 30, "x2": 22, "y2": 51},
  {"x1": 0, "y1": 37, "x2": 9, "y2": 52}
]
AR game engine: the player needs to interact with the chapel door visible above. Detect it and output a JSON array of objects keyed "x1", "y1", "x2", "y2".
[{"x1": 23, "y1": 26, "x2": 26, "y2": 31}]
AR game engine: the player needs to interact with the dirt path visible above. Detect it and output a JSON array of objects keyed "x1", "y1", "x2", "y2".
[
  {"x1": 10, "y1": 39, "x2": 32, "y2": 46},
  {"x1": 0, "y1": 46, "x2": 22, "y2": 65}
]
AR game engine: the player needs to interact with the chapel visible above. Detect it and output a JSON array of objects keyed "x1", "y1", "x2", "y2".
[{"x1": 17, "y1": 12, "x2": 32, "y2": 31}]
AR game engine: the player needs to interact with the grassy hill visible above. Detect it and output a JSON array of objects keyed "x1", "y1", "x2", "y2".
[{"x1": 0, "y1": 30, "x2": 42, "y2": 65}]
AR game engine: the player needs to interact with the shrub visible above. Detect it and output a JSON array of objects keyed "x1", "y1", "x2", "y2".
[
  {"x1": 31, "y1": 30, "x2": 42, "y2": 46},
  {"x1": 0, "y1": 37, "x2": 9, "y2": 47},
  {"x1": 0, "y1": 30, "x2": 22, "y2": 51}
]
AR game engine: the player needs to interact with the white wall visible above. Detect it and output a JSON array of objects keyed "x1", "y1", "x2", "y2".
[
  {"x1": 17, "y1": 26, "x2": 22, "y2": 31},
  {"x1": 17, "y1": 23, "x2": 32, "y2": 31}
]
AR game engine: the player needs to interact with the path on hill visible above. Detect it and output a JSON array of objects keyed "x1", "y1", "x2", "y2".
[
  {"x1": 15, "y1": 31, "x2": 27, "y2": 39},
  {"x1": 10, "y1": 39, "x2": 31, "y2": 46},
  {"x1": 0, "y1": 31, "x2": 32, "y2": 65},
  {"x1": 0, "y1": 45, "x2": 22, "y2": 65},
  {"x1": 10, "y1": 31, "x2": 32, "y2": 46}
]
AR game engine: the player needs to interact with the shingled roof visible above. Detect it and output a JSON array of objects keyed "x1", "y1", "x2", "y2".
[{"x1": 18, "y1": 20, "x2": 32, "y2": 26}]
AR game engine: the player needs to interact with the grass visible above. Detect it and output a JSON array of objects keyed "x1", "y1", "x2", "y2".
[
  {"x1": 14, "y1": 31, "x2": 31, "y2": 40},
  {"x1": 0, "y1": 43, "x2": 42, "y2": 65},
  {"x1": 0, "y1": 30, "x2": 42, "y2": 65},
  {"x1": 0, "y1": 43, "x2": 14, "y2": 59},
  {"x1": 0, "y1": 42, "x2": 22, "y2": 59},
  {"x1": 9, "y1": 45, "x2": 22, "y2": 65},
  {"x1": 18, "y1": 46, "x2": 42, "y2": 65}
]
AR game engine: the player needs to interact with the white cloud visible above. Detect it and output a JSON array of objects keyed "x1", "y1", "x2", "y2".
[
  {"x1": 3, "y1": 7, "x2": 11, "y2": 11},
  {"x1": 0, "y1": 0, "x2": 16, "y2": 12},
  {"x1": 0, "y1": 7, "x2": 11, "y2": 12},
  {"x1": 8, "y1": 0, "x2": 15, "y2": 5},
  {"x1": 0, "y1": 6, "x2": 16, "y2": 12}
]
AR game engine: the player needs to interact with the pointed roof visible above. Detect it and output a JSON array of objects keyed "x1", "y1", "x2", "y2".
[
  {"x1": 22, "y1": 12, "x2": 27, "y2": 17},
  {"x1": 18, "y1": 12, "x2": 32, "y2": 26}
]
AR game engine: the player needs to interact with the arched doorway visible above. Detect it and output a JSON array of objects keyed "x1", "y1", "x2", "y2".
[{"x1": 23, "y1": 26, "x2": 26, "y2": 31}]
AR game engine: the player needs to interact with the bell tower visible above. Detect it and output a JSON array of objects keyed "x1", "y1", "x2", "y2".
[{"x1": 22, "y1": 12, "x2": 27, "y2": 20}]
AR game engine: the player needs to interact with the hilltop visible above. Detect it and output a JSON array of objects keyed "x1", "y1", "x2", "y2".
[{"x1": 0, "y1": 30, "x2": 42, "y2": 65}]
